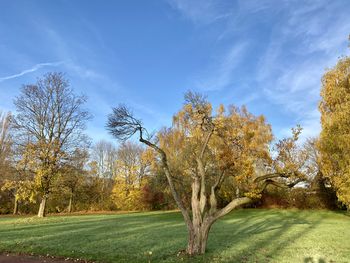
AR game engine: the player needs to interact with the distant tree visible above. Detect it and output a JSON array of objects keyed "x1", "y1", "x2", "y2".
[
  {"x1": 0, "y1": 111, "x2": 17, "y2": 213},
  {"x1": 319, "y1": 55, "x2": 350, "y2": 209},
  {"x1": 13, "y1": 72, "x2": 91, "y2": 217},
  {"x1": 1, "y1": 178, "x2": 36, "y2": 215},
  {"x1": 1, "y1": 141, "x2": 38, "y2": 215},
  {"x1": 91, "y1": 140, "x2": 117, "y2": 179},
  {"x1": 306, "y1": 141, "x2": 338, "y2": 209},
  {"x1": 107, "y1": 92, "x2": 306, "y2": 255},
  {"x1": 112, "y1": 142, "x2": 150, "y2": 210},
  {"x1": 60, "y1": 148, "x2": 89, "y2": 213},
  {"x1": 0, "y1": 111, "x2": 12, "y2": 171},
  {"x1": 90, "y1": 140, "x2": 117, "y2": 206}
]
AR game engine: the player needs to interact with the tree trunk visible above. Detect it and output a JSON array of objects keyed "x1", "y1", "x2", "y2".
[
  {"x1": 186, "y1": 176, "x2": 214, "y2": 255},
  {"x1": 187, "y1": 197, "x2": 253, "y2": 255},
  {"x1": 67, "y1": 192, "x2": 73, "y2": 213},
  {"x1": 38, "y1": 195, "x2": 48, "y2": 217},
  {"x1": 187, "y1": 220, "x2": 213, "y2": 255},
  {"x1": 13, "y1": 196, "x2": 19, "y2": 215}
]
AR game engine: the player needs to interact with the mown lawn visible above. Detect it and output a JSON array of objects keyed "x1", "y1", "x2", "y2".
[{"x1": 0, "y1": 209, "x2": 349, "y2": 263}]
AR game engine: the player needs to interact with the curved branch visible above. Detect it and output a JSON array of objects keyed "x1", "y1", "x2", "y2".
[
  {"x1": 212, "y1": 197, "x2": 252, "y2": 222},
  {"x1": 254, "y1": 172, "x2": 294, "y2": 183},
  {"x1": 138, "y1": 128, "x2": 192, "y2": 228}
]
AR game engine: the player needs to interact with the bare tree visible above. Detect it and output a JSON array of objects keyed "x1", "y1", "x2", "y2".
[
  {"x1": 107, "y1": 92, "x2": 306, "y2": 255},
  {"x1": 13, "y1": 72, "x2": 91, "y2": 217},
  {"x1": 91, "y1": 140, "x2": 117, "y2": 179},
  {"x1": 90, "y1": 140, "x2": 117, "y2": 204}
]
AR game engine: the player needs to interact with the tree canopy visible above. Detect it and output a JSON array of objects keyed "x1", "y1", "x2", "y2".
[
  {"x1": 12, "y1": 72, "x2": 91, "y2": 217},
  {"x1": 107, "y1": 92, "x2": 307, "y2": 255},
  {"x1": 319, "y1": 56, "x2": 350, "y2": 209}
]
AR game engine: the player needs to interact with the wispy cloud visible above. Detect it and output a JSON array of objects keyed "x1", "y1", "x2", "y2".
[
  {"x1": 255, "y1": 0, "x2": 350, "y2": 139},
  {"x1": 167, "y1": 0, "x2": 232, "y2": 25},
  {"x1": 194, "y1": 41, "x2": 248, "y2": 91},
  {"x1": 171, "y1": 0, "x2": 349, "y2": 140},
  {"x1": 0, "y1": 61, "x2": 64, "y2": 83}
]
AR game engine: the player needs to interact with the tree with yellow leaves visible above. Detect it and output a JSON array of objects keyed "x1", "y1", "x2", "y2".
[
  {"x1": 319, "y1": 54, "x2": 350, "y2": 209},
  {"x1": 13, "y1": 72, "x2": 91, "y2": 217},
  {"x1": 107, "y1": 92, "x2": 307, "y2": 255},
  {"x1": 1, "y1": 139, "x2": 37, "y2": 214},
  {"x1": 60, "y1": 148, "x2": 89, "y2": 213},
  {"x1": 0, "y1": 111, "x2": 12, "y2": 169},
  {"x1": 111, "y1": 142, "x2": 150, "y2": 210}
]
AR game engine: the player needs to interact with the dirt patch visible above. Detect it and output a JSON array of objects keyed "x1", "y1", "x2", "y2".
[{"x1": 0, "y1": 253, "x2": 93, "y2": 263}]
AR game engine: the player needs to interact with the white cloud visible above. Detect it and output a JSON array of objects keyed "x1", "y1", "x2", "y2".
[
  {"x1": 256, "y1": 1, "x2": 350, "y2": 138},
  {"x1": 168, "y1": 0, "x2": 346, "y2": 141},
  {"x1": 194, "y1": 41, "x2": 248, "y2": 91},
  {"x1": 0, "y1": 61, "x2": 64, "y2": 83},
  {"x1": 167, "y1": 0, "x2": 231, "y2": 25}
]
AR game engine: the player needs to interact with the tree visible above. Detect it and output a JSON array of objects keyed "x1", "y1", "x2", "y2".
[
  {"x1": 112, "y1": 141, "x2": 150, "y2": 210},
  {"x1": 91, "y1": 140, "x2": 117, "y2": 179},
  {"x1": 319, "y1": 55, "x2": 350, "y2": 209},
  {"x1": 1, "y1": 179, "x2": 36, "y2": 214},
  {"x1": 13, "y1": 72, "x2": 91, "y2": 217},
  {"x1": 0, "y1": 111, "x2": 21, "y2": 214},
  {"x1": 0, "y1": 111, "x2": 12, "y2": 173},
  {"x1": 90, "y1": 140, "x2": 117, "y2": 206},
  {"x1": 61, "y1": 148, "x2": 89, "y2": 213},
  {"x1": 1, "y1": 141, "x2": 37, "y2": 215},
  {"x1": 107, "y1": 92, "x2": 306, "y2": 255}
]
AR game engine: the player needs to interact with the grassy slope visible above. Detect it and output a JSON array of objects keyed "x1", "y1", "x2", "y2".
[{"x1": 0, "y1": 209, "x2": 349, "y2": 263}]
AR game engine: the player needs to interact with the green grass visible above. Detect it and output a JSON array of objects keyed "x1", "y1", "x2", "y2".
[{"x1": 0, "y1": 209, "x2": 349, "y2": 263}]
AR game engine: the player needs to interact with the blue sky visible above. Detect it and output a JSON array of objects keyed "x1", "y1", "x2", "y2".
[{"x1": 0, "y1": 0, "x2": 349, "y2": 143}]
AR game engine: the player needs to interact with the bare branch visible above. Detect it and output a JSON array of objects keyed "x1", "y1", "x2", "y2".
[
  {"x1": 106, "y1": 105, "x2": 142, "y2": 141},
  {"x1": 107, "y1": 106, "x2": 193, "y2": 229}
]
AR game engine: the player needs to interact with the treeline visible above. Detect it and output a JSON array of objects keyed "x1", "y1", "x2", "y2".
[
  {"x1": 0, "y1": 73, "x2": 175, "y2": 215},
  {"x1": 0, "y1": 136, "x2": 174, "y2": 215},
  {"x1": 0, "y1": 53, "x2": 350, "y2": 216}
]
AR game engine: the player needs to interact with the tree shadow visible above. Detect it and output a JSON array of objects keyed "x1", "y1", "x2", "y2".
[
  {"x1": 202, "y1": 209, "x2": 324, "y2": 263},
  {"x1": 304, "y1": 257, "x2": 328, "y2": 263},
  {"x1": 0, "y1": 209, "x2": 344, "y2": 263}
]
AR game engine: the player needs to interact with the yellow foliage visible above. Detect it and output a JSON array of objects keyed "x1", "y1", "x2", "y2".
[
  {"x1": 319, "y1": 55, "x2": 350, "y2": 208},
  {"x1": 158, "y1": 102, "x2": 273, "y2": 201},
  {"x1": 111, "y1": 180, "x2": 146, "y2": 210},
  {"x1": 112, "y1": 142, "x2": 150, "y2": 210},
  {"x1": 1, "y1": 179, "x2": 37, "y2": 203}
]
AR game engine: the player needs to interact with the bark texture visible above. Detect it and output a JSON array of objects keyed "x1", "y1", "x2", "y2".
[
  {"x1": 37, "y1": 195, "x2": 47, "y2": 218},
  {"x1": 67, "y1": 192, "x2": 73, "y2": 213},
  {"x1": 13, "y1": 197, "x2": 19, "y2": 215}
]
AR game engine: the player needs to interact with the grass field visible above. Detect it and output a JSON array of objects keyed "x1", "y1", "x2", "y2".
[{"x1": 0, "y1": 209, "x2": 349, "y2": 263}]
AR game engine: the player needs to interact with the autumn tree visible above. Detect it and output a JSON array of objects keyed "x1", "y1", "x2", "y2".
[
  {"x1": 60, "y1": 148, "x2": 89, "y2": 213},
  {"x1": 0, "y1": 111, "x2": 12, "y2": 173},
  {"x1": 319, "y1": 55, "x2": 350, "y2": 209},
  {"x1": 13, "y1": 72, "x2": 91, "y2": 217},
  {"x1": 1, "y1": 141, "x2": 38, "y2": 215},
  {"x1": 0, "y1": 111, "x2": 15, "y2": 212},
  {"x1": 112, "y1": 141, "x2": 150, "y2": 210},
  {"x1": 107, "y1": 92, "x2": 306, "y2": 255},
  {"x1": 1, "y1": 179, "x2": 36, "y2": 215}
]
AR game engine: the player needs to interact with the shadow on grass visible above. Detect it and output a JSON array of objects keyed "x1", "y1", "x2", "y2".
[
  {"x1": 0, "y1": 209, "x2": 333, "y2": 263},
  {"x1": 0, "y1": 210, "x2": 181, "y2": 233},
  {"x1": 0, "y1": 211, "x2": 187, "y2": 262},
  {"x1": 201, "y1": 209, "x2": 324, "y2": 263},
  {"x1": 304, "y1": 257, "x2": 327, "y2": 263}
]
